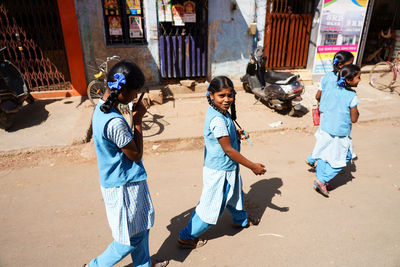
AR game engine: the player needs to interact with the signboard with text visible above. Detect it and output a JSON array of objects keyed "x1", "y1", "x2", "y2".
[{"x1": 313, "y1": 0, "x2": 369, "y2": 74}]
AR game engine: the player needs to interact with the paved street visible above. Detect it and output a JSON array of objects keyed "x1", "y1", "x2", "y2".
[{"x1": 1, "y1": 117, "x2": 399, "y2": 266}]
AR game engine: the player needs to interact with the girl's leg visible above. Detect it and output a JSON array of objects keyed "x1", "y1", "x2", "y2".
[
  {"x1": 179, "y1": 210, "x2": 212, "y2": 240},
  {"x1": 316, "y1": 159, "x2": 343, "y2": 184},
  {"x1": 226, "y1": 188, "x2": 248, "y2": 227},
  {"x1": 179, "y1": 179, "x2": 232, "y2": 240},
  {"x1": 129, "y1": 230, "x2": 151, "y2": 267},
  {"x1": 306, "y1": 153, "x2": 317, "y2": 166},
  {"x1": 89, "y1": 231, "x2": 151, "y2": 267}
]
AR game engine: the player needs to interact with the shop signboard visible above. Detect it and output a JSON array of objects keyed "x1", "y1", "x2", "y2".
[{"x1": 313, "y1": 0, "x2": 369, "y2": 74}]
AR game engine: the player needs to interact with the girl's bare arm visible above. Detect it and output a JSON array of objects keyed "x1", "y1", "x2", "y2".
[
  {"x1": 218, "y1": 136, "x2": 266, "y2": 175},
  {"x1": 350, "y1": 106, "x2": 359, "y2": 123},
  {"x1": 121, "y1": 103, "x2": 146, "y2": 162}
]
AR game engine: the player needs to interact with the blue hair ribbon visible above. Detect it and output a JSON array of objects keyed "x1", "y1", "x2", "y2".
[
  {"x1": 107, "y1": 73, "x2": 126, "y2": 90},
  {"x1": 333, "y1": 57, "x2": 339, "y2": 65},
  {"x1": 337, "y1": 76, "x2": 346, "y2": 87}
]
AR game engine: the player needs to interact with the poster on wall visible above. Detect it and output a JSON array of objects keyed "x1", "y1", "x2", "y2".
[
  {"x1": 129, "y1": 16, "x2": 143, "y2": 38},
  {"x1": 172, "y1": 4, "x2": 185, "y2": 26},
  {"x1": 126, "y1": 0, "x2": 141, "y2": 15},
  {"x1": 157, "y1": 0, "x2": 173, "y2": 22},
  {"x1": 184, "y1": 1, "x2": 196, "y2": 23},
  {"x1": 108, "y1": 16, "x2": 123, "y2": 36},
  {"x1": 312, "y1": 0, "x2": 369, "y2": 74}
]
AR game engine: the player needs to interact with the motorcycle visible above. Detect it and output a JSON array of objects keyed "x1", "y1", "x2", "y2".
[
  {"x1": 0, "y1": 41, "x2": 34, "y2": 130},
  {"x1": 241, "y1": 46, "x2": 304, "y2": 116}
]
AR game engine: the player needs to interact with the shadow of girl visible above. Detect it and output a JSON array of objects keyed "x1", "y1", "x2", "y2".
[{"x1": 149, "y1": 177, "x2": 289, "y2": 264}]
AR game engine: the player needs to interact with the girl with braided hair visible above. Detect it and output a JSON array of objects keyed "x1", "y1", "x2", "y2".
[
  {"x1": 306, "y1": 50, "x2": 354, "y2": 168},
  {"x1": 87, "y1": 60, "x2": 168, "y2": 267},
  {"x1": 311, "y1": 64, "x2": 361, "y2": 197},
  {"x1": 178, "y1": 76, "x2": 266, "y2": 249}
]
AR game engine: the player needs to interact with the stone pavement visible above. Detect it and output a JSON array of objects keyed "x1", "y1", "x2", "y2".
[{"x1": 1, "y1": 74, "x2": 400, "y2": 152}]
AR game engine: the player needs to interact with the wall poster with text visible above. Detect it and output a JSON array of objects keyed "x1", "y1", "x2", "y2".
[
  {"x1": 313, "y1": 0, "x2": 369, "y2": 74},
  {"x1": 157, "y1": 0, "x2": 173, "y2": 22},
  {"x1": 129, "y1": 16, "x2": 143, "y2": 38}
]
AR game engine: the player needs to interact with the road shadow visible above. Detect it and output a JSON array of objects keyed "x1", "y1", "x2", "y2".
[
  {"x1": 5, "y1": 98, "x2": 60, "y2": 132},
  {"x1": 328, "y1": 161, "x2": 357, "y2": 191},
  {"x1": 150, "y1": 177, "x2": 288, "y2": 264},
  {"x1": 142, "y1": 111, "x2": 169, "y2": 138}
]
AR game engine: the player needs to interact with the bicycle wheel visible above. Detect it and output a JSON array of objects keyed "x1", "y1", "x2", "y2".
[
  {"x1": 87, "y1": 80, "x2": 105, "y2": 106},
  {"x1": 370, "y1": 62, "x2": 395, "y2": 90}
]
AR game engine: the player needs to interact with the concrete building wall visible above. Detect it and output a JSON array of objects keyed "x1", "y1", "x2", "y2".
[
  {"x1": 208, "y1": 0, "x2": 266, "y2": 80},
  {"x1": 74, "y1": 0, "x2": 161, "y2": 85},
  {"x1": 74, "y1": 0, "x2": 268, "y2": 85}
]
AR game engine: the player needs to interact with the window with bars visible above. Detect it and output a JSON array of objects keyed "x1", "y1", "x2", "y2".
[{"x1": 102, "y1": 0, "x2": 147, "y2": 45}]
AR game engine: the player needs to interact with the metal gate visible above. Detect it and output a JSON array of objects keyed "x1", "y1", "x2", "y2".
[
  {"x1": 157, "y1": 0, "x2": 208, "y2": 79},
  {"x1": 263, "y1": 0, "x2": 314, "y2": 69},
  {"x1": 0, "y1": 1, "x2": 69, "y2": 92}
]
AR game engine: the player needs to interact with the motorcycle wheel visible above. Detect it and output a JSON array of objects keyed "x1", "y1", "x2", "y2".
[
  {"x1": 0, "y1": 112, "x2": 15, "y2": 130},
  {"x1": 242, "y1": 82, "x2": 252, "y2": 93},
  {"x1": 26, "y1": 94, "x2": 35, "y2": 104}
]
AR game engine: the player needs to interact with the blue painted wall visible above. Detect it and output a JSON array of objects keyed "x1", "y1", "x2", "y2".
[{"x1": 208, "y1": 0, "x2": 266, "y2": 79}]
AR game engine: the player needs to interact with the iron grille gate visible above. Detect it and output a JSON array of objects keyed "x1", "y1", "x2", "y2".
[
  {"x1": 263, "y1": 0, "x2": 314, "y2": 69},
  {"x1": 157, "y1": 0, "x2": 208, "y2": 79},
  {"x1": 0, "y1": 1, "x2": 69, "y2": 92}
]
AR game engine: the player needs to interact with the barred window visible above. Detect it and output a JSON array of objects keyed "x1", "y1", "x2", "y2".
[{"x1": 102, "y1": 0, "x2": 146, "y2": 45}]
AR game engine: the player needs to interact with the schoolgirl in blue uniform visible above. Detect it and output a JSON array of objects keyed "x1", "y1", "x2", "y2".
[
  {"x1": 306, "y1": 50, "x2": 354, "y2": 168},
  {"x1": 178, "y1": 76, "x2": 266, "y2": 249},
  {"x1": 86, "y1": 60, "x2": 168, "y2": 267},
  {"x1": 311, "y1": 64, "x2": 361, "y2": 197}
]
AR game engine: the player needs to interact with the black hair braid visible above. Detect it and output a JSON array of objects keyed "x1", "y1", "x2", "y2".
[
  {"x1": 100, "y1": 89, "x2": 121, "y2": 113},
  {"x1": 230, "y1": 95, "x2": 237, "y2": 121}
]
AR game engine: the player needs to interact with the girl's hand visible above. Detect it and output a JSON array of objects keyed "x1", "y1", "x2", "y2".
[
  {"x1": 132, "y1": 101, "x2": 147, "y2": 122},
  {"x1": 237, "y1": 129, "x2": 249, "y2": 140},
  {"x1": 251, "y1": 163, "x2": 266, "y2": 175}
]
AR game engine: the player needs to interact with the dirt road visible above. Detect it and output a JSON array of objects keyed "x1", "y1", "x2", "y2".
[{"x1": 1, "y1": 119, "x2": 399, "y2": 267}]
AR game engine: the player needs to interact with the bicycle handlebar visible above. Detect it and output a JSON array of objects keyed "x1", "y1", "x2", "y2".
[{"x1": 107, "y1": 55, "x2": 120, "y2": 61}]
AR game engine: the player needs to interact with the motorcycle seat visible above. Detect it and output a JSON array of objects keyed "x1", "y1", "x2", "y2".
[{"x1": 265, "y1": 70, "x2": 298, "y2": 85}]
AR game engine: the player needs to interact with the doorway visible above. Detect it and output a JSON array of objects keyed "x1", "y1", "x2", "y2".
[
  {"x1": 156, "y1": 0, "x2": 208, "y2": 79},
  {"x1": 263, "y1": 0, "x2": 314, "y2": 69}
]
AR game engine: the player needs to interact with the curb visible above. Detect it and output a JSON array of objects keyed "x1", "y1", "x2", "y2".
[{"x1": 1, "y1": 116, "x2": 399, "y2": 157}]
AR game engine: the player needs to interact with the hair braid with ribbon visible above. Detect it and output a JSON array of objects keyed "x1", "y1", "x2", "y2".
[{"x1": 100, "y1": 73, "x2": 126, "y2": 113}]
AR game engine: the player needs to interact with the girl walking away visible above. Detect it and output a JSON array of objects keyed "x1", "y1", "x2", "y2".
[
  {"x1": 311, "y1": 64, "x2": 361, "y2": 197},
  {"x1": 178, "y1": 76, "x2": 266, "y2": 249},
  {"x1": 86, "y1": 60, "x2": 168, "y2": 267},
  {"x1": 306, "y1": 50, "x2": 354, "y2": 168}
]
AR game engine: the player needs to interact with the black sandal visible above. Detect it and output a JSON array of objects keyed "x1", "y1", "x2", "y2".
[{"x1": 177, "y1": 237, "x2": 207, "y2": 249}]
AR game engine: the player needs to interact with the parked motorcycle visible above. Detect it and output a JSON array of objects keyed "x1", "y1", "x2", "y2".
[
  {"x1": 241, "y1": 46, "x2": 304, "y2": 116},
  {"x1": 0, "y1": 44, "x2": 34, "y2": 130}
]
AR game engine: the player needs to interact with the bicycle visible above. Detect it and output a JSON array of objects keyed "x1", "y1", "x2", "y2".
[
  {"x1": 369, "y1": 52, "x2": 400, "y2": 92},
  {"x1": 87, "y1": 55, "x2": 120, "y2": 106},
  {"x1": 87, "y1": 55, "x2": 134, "y2": 126}
]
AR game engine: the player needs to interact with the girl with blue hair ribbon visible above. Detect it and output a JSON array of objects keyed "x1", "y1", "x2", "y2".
[
  {"x1": 177, "y1": 76, "x2": 266, "y2": 249},
  {"x1": 86, "y1": 60, "x2": 168, "y2": 267},
  {"x1": 306, "y1": 50, "x2": 355, "y2": 169},
  {"x1": 310, "y1": 64, "x2": 361, "y2": 197}
]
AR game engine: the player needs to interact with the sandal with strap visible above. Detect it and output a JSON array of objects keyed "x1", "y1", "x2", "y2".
[
  {"x1": 177, "y1": 237, "x2": 207, "y2": 249},
  {"x1": 305, "y1": 160, "x2": 316, "y2": 169},
  {"x1": 313, "y1": 180, "x2": 329, "y2": 198},
  {"x1": 232, "y1": 216, "x2": 260, "y2": 228},
  {"x1": 153, "y1": 260, "x2": 169, "y2": 267}
]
